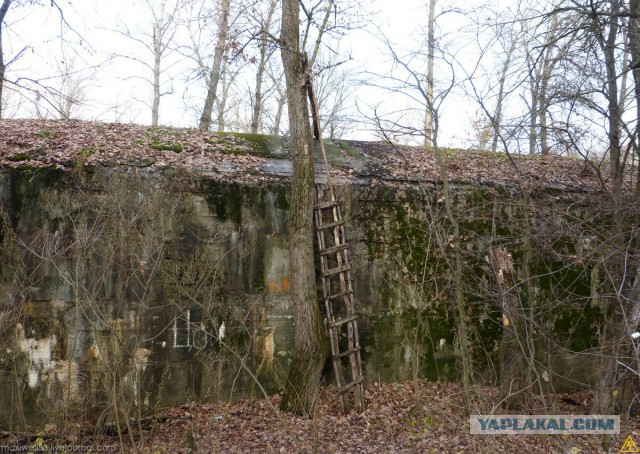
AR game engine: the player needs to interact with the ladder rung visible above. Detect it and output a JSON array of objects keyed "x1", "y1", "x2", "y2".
[
  {"x1": 326, "y1": 289, "x2": 353, "y2": 300},
  {"x1": 328, "y1": 315, "x2": 358, "y2": 328},
  {"x1": 320, "y1": 244, "x2": 348, "y2": 255},
  {"x1": 338, "y1": 377, "x2": 363, "y2": 394},
  {"x1": 317, "y1": 220, "x2": 343, "y2": 230},
  {"x1": 333, "y1": 346, "x2": 360, "y2": 359},
  {"x1": 315, "y1": 201, "x2": 339, "y2": 209},
  {"x1": 315, "y1": 188, "x2": 365, "y2": 410},
  {"x1": 322, "y1": 264, "x2": 351, "y2": 277}
]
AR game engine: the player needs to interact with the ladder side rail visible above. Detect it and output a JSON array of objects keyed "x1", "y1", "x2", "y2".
[{"x1": 313, "y1": 185, "x2": 365, "y2": 413}]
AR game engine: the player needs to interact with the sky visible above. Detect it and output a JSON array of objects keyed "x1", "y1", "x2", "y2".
[{"x1": 2, "y1": 0, "x2": 501, "y2": 148}]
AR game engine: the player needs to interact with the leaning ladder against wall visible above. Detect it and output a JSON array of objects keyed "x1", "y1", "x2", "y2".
[{"x1": 307, "y1": 72, "x2": 364, "y2": 413}]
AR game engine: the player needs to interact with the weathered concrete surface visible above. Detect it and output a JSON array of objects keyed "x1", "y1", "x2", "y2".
[
  {"x1": 0, "y1": 125, "x2": 613, "y2": 429},
  {"x1": 0, "y1": 119, "x2": 610, "y2": 192}
]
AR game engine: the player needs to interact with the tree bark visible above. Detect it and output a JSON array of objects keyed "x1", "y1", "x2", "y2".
[
  {"x1": 424, "y1": 0, "x2": 436, "y2": 148},
  {"x1": 593, "y1": 0, "x2": 624, "y2": 418},
  {"x1": 488, "y1": 247, "x2": 531, "y2": 409},
  {"x1": 152, "y1": 17, "x2": 162, "y2": 127},
  {"x1": 538, "y1": 13, "x2": 558, "y2": 156},
  {"x1": 431, "y1": 118, "x2": 472, "y2": 413},
  {"x1": 491, "y1": 42, "x2": 515, "y2": 153},
  {"x1": 526, "y1": 11, "x2": 565, "y2": 155},
  {"x1": 216, "y1": 68, "x2": 228, "y2": 132},
  {"x1": 198, "y1": 0, "x2": 230, "y2": 131},
  {"x1": 0, "y1": 0, "x2": 12, "y2": 119},
  {"x1": 272, "y1": 89, "x2": 286, "y2": 135},
  {"x1": 538, "y1": 79, "x2": 549, "y2": 155},
  {"x1": 145, "y1": 0, "x2": 181, "y2": 127},
  {"x1": 603, "y1": 1, "x2": 622, "y2": 196},
  {"x1": 279, "y1": 0, "x2": 328, "y2": 416},
  {"x1": 528, "y1": 84, "x2": 538, "y2": 155},
  {"x1": 630, "y1": 0, "x2": 640, "y2": 192},
  {"x1": 250, "y1": 0, "x2": 276, "y2": 134}
]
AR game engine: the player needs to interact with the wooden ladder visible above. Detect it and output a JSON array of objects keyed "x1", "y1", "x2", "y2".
[{"x1": 314, "y1": 185, "x2": 364, "y2": 413}]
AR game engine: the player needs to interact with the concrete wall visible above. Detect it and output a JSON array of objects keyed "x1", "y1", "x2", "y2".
[{"x1": 0, "y1": 167, "x2": 604, "y2": 428}]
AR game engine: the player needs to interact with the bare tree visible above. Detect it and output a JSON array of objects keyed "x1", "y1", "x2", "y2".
[
  {"x1": 424, "y1": 0, "x2": 436, "y2": 147},
  {"x1": 278, "y1": 0, "x2": 328, "y2": 416},
  {"x1": 36, "y1": 56, "x2": 92, "y2": 119},
  {"x1": 461, "y1": 4, "x2": 530, "y2": 155},
  {"x1": 491, "y1": 2, "x2": 640, "y2": 432},
  {"x1": 265, "y1": 64, "x2": 287, "y2": 135},
  {"x1": 0, "y1": 0, "x2": 96, "y2": 120},
  {"x1": 365, "y1": 20, "x2": 474, "y2": 412},
  {"x1": 587, "y1": 0, "x2": 626, "y2": 419},
  {"x1": 148, "y1": 0, "x2": 182, "y2": 126},
  {"x1": 521, "y1": 1, "x2": 579, "y2": 155},
  {"x1": 214, "y1": 58, "x2": 246, "y2": 132},
  {"x1": 113, "y1": 0, "x2": 182, "y2": 126},
  {"x1": 311, "y1": 50, "x2": 356, "y2": 139},
  {"x1": 529, "y1": 14, "x2": 557, "y2": 156},
  {"x1": 249, "y1": 0, "x2": 277, "y2": 134},
  {"x1": 0, "y1": 0, "x2": 65, "y2": 117},
  {"x1": 489, "y1": 24, "x2": 519, "y2": 153},
  {"x1": 198, "y1": 0, "x2": 231, "y2": 130},
  {"x1": 0, "y1": 0, "x2": 11, "y2": 118},
  {"x1": 630, "y1": 0, "x2": 640, "y2": 176}
]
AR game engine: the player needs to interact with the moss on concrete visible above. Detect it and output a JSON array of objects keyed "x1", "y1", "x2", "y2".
[{"x1": 0, "y1": 164, "x2": 616, "y2": 428}]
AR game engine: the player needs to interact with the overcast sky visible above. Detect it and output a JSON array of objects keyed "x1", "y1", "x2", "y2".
[{"x1": 2, "y1": 0, "x2": 505, "y2": 148}]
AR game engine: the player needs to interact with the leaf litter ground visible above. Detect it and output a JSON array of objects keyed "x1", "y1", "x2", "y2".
[{"x1": 111, "y1": 380, "x2": 638, "y2": 452}]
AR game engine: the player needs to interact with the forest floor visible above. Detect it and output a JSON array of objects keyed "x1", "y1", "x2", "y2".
[
  {"x1": 98, "y1": 380, "x2": 638, "y2": 453},
  {"x1": 3, "y1": 380, "x2": 638, "y2": 453}
]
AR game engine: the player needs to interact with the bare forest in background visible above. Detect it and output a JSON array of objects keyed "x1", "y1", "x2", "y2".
[{"x1": 2, "y1": 0, "x2": 640, "y2": 451}]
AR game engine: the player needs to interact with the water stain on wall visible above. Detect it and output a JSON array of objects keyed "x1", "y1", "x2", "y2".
[{"x1": 0, "y1": 168, "x2": 605, "y2": 429}]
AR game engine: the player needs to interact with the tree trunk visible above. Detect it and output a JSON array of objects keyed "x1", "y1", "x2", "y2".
[
  {"x1": 152, "y1": 20, "x2": 161, "y2": 127},
  {"x1": 147, "y1": 0, "x2": 180, "y2": 127},
  {"x1": 424, "y1": 0, "x2": 436, "y2": 148},
  {"x1": 538, "y1": 54, "x2": 552, "y2": 156},
  {"x1": 538, "y1": 13, "x2": 558, "y2": 156},
  {"x1": 216, "y1": 68, "x2": 227, "y2": 132},
  {"x1": 0, "y1": 0, "x2": 12, "y2": 119},
  {"x1": 491, "y1": 43, "x2": 515, "y2": 153},
  {"x1": 538, "y1": 88, "x2": 549, "y2": 155},
  {"x1": 604, "y1": 3, "x2": 622, "y2": 196},
  {"x1": 528, "y1": 83, "x2": 538, "y2": 155},
  {"x1": 630, "y1": 0, "x2": 640, "y2": 192},
  {"x1": 250, "y1": 0, "x2": 276, "y2": 134},
  {"x1": 593, "y1": 0, "x2": 624, "y2": 419},
  {"x1": 198, "y1": 0, "x2": 230, "y2": 131},
  {"x1": 272, "y1": 89, "x2": 286, "y2": 135},
  {"x1": 488, "y1": 247, "x2": 531, "y2": 409},
  {"x1": 526, "y1": 11, "x2": 563, "y2": 156},
  {"x1": 431, "y1": 119, "x2": 472, "y2": 413},
  {"x1": 279, "y1": 0, "x2": 328, "y2": 416}
]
